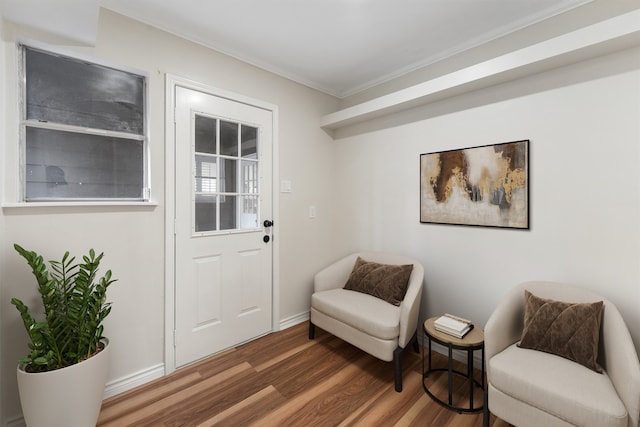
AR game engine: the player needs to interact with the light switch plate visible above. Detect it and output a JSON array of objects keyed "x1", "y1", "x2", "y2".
[{"x1": 280, "y1": 180, "x2": 292, "y2": 193}]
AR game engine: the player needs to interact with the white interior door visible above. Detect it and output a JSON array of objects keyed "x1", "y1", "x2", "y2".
[{"x1": 174, "y1": 86, "x2": 273, "y2": 367}]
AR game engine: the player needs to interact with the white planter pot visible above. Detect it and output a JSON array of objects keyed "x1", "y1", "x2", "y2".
[{"x1": 17, "y1": 338, "x2": 110, "y2": 427}]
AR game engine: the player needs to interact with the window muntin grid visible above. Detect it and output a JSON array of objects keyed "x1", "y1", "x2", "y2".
[{"x1": 194, "y1": 114, "x2": 259, "y2": 233}]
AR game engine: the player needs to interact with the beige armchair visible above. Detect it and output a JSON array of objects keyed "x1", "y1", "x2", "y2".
[
  {"x1": 308, "y1": 252, "x2": 424, "y2": 392},
  {"x1": 484, "y1": 281, "x2": 640, "y2": 427}
]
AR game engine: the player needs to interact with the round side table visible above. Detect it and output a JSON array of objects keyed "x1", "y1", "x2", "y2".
[{"x1": 422, "y1": 316, "x2": 485, "y2": 413}]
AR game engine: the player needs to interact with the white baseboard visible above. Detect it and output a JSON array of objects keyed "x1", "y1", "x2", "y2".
[
  {"x1": 5, "y1": 416, "x2": 25, "y2": 427},
  {"x1": 104, "y1": 363, "x2": 165, "y2": 399},
  {"x1": 101, "y1": 315, "x2": 309, "y2": 402},
  {"x1": 279, "y1": 311, "x2": 309, "y2": 330},
  {"x1": 100, "y1": 315, "x2": 308, "y2": 404}
]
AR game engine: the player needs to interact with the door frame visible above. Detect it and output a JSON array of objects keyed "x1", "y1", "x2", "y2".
[{"x1": 164, "y1": 74, "x2": 280, "y2": 375}]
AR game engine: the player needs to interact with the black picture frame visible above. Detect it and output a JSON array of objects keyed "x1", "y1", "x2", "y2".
[{"x1": 420, "y1": 140, "x2": 529, "y2": 229}]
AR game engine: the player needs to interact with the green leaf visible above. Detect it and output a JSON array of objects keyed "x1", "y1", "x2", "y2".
[{"x1": 12, "y1": 244, "x2": 118, "y2": 370}]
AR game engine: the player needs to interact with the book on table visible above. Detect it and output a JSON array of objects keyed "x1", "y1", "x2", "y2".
[{"x1": 434, "y1": 313, "x2": 474, "y2": 338}]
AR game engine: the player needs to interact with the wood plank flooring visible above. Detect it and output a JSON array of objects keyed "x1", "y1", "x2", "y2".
[{"x1": 98, "y1": 323, "x2": 511, "y2": 426}]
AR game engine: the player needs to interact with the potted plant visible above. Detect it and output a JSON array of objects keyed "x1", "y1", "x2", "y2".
[{"x1": 11, "y1": 244, "x2": 116, "y2": 427}]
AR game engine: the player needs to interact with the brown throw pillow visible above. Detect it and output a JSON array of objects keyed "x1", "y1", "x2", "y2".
[
  {"x1": 518, "y1": 290, "x2": 604, "y2": 373},
  {"x1": 343, "y1": 257, "x2": 413, "y2": 306}
]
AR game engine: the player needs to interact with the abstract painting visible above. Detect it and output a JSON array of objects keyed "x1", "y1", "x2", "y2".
[{"x1": 420, "y1": 140, "x2": 529, "y2": 229}]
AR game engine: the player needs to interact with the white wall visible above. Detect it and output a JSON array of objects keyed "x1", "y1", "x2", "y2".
[
  {"x1": 0, "y1": 9, "x2": 338, "y2": 424},
  {"x1": 0, "y1": 13, "x2": 4, "y2": 425},
  {"x1": 333, "y1": 46, "x2": 640, "y2": 355}
]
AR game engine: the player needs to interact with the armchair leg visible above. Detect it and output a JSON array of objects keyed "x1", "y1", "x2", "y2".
[
  {"x1": 308, "y1": 321, "x2": 315, "y2": 340},
  {"x1": 393, "y1": 346, "x2": 403, "y2": 392},
  {"x1": 393, "y1": 332, "x2": 419, "y2": 392}
]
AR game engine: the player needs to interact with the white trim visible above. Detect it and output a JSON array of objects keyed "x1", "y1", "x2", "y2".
[
  {"x1": 164, "y1": 75, "x2": 178, "y2": 377},
  {"x1": 5, "y1": 416, "x2": 26, "y2": 427},
  {"x1": 22, "y1": 119, "x2": 146, "y2": 141},
  {"x1": 103, "y1": 363, "x2": 165, "y2": 399},
  {"x1": 2, "y1": 201, "x2": 158, "y2": 209},
  {"x1": 279, "y1": 311, "x2": 310, "y2": 330},
  {"x1": 164, "y1": 74, "x2": 280, "y2": 375},
  {"x1": 270, "y1": 104, "x2": 281, "y2": 333}
]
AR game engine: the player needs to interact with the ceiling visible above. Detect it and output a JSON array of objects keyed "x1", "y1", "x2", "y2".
[
  {"x1": 97, "y1": 0, "x2": 599, "y2": 98},
  {"x1": 3, "y1": 0, "x2": 626, "y2": 98}
]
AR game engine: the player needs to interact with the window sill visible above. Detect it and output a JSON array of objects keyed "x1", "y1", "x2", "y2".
[{"x1": 2, "y1": 200, "x2": 159, "y2": 209}]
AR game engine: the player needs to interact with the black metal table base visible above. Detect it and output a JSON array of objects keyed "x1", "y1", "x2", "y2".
[{"x1": 422, "y1": 333, "x2": 485, "y2": 413}]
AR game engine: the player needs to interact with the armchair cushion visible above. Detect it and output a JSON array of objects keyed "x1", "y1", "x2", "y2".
[
  {"x1": 491, "y1": 344, "x2": 627, "y2": 427},
  {"x1": 311, "y1": 288, "x2": 400, "y2": 340},
  {"x1": 518, "y1": 290, "x2": 604, "y2": 373},
  {"x1": 343, "y1": 256, "x2": 413, "y2": 306}
]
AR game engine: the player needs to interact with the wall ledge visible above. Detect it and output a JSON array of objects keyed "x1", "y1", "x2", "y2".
[
  {"x1": 1, "y1": 0, "x2": 99, "y2": 46},
  {"x1": 320, "y1": 9, "x2": 640, "y2": 131}
]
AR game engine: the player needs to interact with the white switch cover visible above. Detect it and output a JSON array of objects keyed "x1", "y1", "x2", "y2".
[
  {"x1": 280, "y1": 180, "x2": 292, "y2": 193},
  {"x1": 309, "y1": 205, "x2": 316, "y2": 218}
]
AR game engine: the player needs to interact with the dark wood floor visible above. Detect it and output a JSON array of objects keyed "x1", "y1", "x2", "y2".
[{"x1": 98, "y1": 322, "x2": 509, "y2": 426}]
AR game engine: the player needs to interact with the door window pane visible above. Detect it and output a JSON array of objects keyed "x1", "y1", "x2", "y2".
[
  {"x1": 241, "y1": 160, "x2": 258, "y2": 194},
  {"x1": 241, "y1": 125, "x2": 257, "y2": 158},
  {"x1": 195, "y1": 194, "x2": 217, "y2": 232},
  {"x1": 195, "y1": 116, "x2": 217, "y2": 154},
  {"x1": 241, "y1": 195, "x2": 259, "y2": 228},
  {"x1": 220, "y1": 158, "x2": 237, "y2": 193},
  {"x1": 219, "y1": 195, "x2": 237, "y2": 230},
  {"x1": 195, "y1": 155, "x2": 217, "y2": 193},
  {"x1": 220, "y1": 121, "x2": 238, "y2": 156}
]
